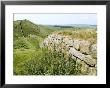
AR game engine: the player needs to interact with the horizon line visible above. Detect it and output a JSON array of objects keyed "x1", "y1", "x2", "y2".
[{"x1": 14, "y1": 19, "x2": 97, "y2": 26}]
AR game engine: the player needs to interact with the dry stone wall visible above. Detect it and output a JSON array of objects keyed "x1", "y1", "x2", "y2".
[{"x1": 42, "y1": 33, "x2": 97, "y2": 75}]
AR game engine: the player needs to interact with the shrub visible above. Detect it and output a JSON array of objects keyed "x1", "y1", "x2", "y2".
[{"x1": 14, "y1": 47, "x2": 82, "y2": 75}]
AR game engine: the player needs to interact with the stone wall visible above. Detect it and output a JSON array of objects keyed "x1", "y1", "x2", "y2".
[{"x1": 42, "y1": 33, "x2": 97, "y2": 75}]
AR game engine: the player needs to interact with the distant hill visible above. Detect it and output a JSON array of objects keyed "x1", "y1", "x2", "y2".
[
  {"x1": 47, "y1": 24, "x2": 97, "y2": 29},
  {"x1": 13, "y1": 19, "x2": 96, "y2": 40},
  {"x1": 13, "y1": 19, "x2": 55, "y2": 40},
  {"x1": 13, "y1": 19, "x2": 57, "y2": 49},
  {"x1": 14, "y1": 19, "x2": 39, "y2": 38}
]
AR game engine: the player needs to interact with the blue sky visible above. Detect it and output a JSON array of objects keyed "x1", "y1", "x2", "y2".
[{"x1": 14, "y1": 13, "x2": 97, "y2": 25}]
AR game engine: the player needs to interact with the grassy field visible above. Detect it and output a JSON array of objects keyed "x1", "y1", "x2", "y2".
[
  {"x1": 56, "y1": 29, "x2": 97, "y2": 44},
  {"x1": 13, "y1": 19, "x2": 97, "y2": 75}
]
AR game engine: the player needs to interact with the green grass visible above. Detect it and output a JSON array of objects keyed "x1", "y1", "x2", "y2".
[
  {"x1": 14, "y1": 48, "x2": 82, "y2": 75},
  {"x1": 13, "y1": 19, "x2": 56, "y2": 40},
  {"x1": 13, "y1": 19, "x2": 97, "y2": 75}
]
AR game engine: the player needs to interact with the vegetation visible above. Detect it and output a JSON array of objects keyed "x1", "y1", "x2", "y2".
[
  {"x1": 14, "y1": 48, "x2": 82, "y2": 75},
  {"x1": 56, "y1": 29, "x2": 97, "y2": 44},
  {"x1": 13, "y1": 19, "x2": 97, "y2": 75}
]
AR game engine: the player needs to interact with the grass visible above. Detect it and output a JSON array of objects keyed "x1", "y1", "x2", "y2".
[
  {"x1": 56, "y1": 29, "x2": 97, "y2": 44},
  {"x1": 13, "y1": 19, "x2": 97, "y2": 75},
  {"x1": 14, "y1": 48, "x2": 82, "y2": 75},
  {"x1": 14, "y1": 35, "x2": 43, "y2": 49}
]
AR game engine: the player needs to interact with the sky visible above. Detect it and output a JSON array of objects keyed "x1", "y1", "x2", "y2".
[{"x1": 14, "y1": 13, "x2": 97, "y2": 25}]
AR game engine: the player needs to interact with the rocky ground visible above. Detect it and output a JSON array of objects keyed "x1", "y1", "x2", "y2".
[{"x1": 41, "y1": 33, "x2": 97, "y2": 75}]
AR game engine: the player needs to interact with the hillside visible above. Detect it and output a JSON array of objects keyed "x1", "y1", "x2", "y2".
[
  {"x1": 13, "y1": 19, "x2": 97, "y2": 75},
  {"x1": 13, "y1": 19, "x2": 56, "y2": 49},
  {"x1": 13, "y1": 19, "x2": 55, "y2": 40}
]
